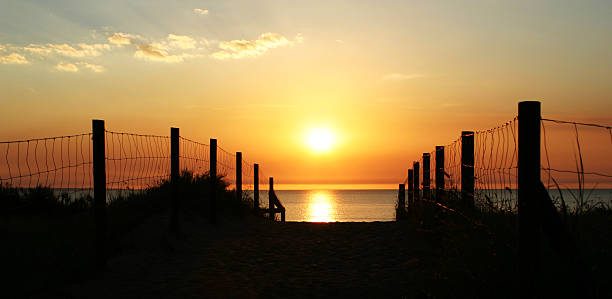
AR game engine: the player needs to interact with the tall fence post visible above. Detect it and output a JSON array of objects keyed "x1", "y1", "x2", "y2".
[
  {"x1": 461, "y1": 131, "x2": 475, "y2": 207},
  {"x1": 92, "y1": 119, "x2": 106, "y2": 269},
  {"x1": 407, "y1": 169, "x2": 414, "y2": 205},
  {"x1": 269, "y1": 177, "x2": 275, "y2": 221},
  {"x1": 170, "y1": 127, "x2": 179, "y2": 234},
  {"x1": 413, "y1": 162, "x2": 420, "y2": 200},
  {"x1": 518, "y1": 100, "x2": 541, "y2": 295},
  {"x1": 398, "y1": 183, "x2": 405, "y2": 207},
  {"x1": 435, "y1": 146, "x2": 445, "y2": 202},
  {"x1": 422, "y1": 153, "x2": 431, "y2": 199},
  {"x1": 236, "y1": 152, "x2": 242, "y2": 202},
  {"x1": 209, "y1": 138, "x2": 217, "y2": 224},
  {"x1": 254, "y1": 163, "x2": 259, "y2": 210}
]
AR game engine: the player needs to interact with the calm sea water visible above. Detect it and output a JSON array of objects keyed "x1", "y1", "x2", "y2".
[
  {"x1": 253, "y1": 188, "x2": 612, "y2": 222},
  {"x1": 259, "y1": 189, "x2": 399, "y2": 222}
]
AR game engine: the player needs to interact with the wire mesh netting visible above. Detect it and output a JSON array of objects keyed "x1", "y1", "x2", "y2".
[
  {"x1": 217, "y1": 146, "x2": 236, "y2": 187},
  {"x1": 0, "y1": 133, "x2": 93, "y2": 199},
  {"x1": 105, "y1": 131, "x2": 170, "y2": 199},
  {"x1": 541, "y1": 119, "x2": 612, "y2": 212},
  {"x1": 444, "y1": 137, "x2": 462, "y2": 191},
  {"x1": 179, "y1": 137, "x2": 210, "y2": 177},
  {"x1": 473, "y1": 118, "x2": 518, "y2": 212}
]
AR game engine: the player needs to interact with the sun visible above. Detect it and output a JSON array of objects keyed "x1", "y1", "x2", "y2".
[{"x1": 306, "y1": 128, "x2": 335, "y2": 152}]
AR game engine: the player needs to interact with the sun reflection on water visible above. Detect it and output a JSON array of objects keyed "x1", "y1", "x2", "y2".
[{"x1": 307, "y1": 191, "x2": 337, "y2": 222}]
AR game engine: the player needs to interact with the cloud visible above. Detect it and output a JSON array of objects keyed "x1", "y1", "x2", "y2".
[
  {"x1": 194, "y1": 8, "x2": 209, "y2": 15},
  {"x1": 380, "y1": 73, "x2": 425, "y2": 82},
  {"x1": 107, "y1": 32, "x2": 139, "y2": 45},
  {"x1": 55, "y1": 62, "x2": 79, "y2": 72},
  {"x1": 151, "y1": 34, "x2": 198, "y2": 51},
  {"x1": 210, "y1": 32, "x2": 299, "y2": 60},
  {"x1": 0, "y1": 44, "x2": 5, "y2": 52},
  {"x1": 78, "y1": 62, "x2": 105, "y2": 72},
  {"x1": 134, "y1": 43, "x2": 188, "y2": 63},
  {"x1": 0, "y1": 53, "x2": 29, "y2": 64},
  {"x1": 24, "y1": 43, "x2": 110, "y2": 57}
]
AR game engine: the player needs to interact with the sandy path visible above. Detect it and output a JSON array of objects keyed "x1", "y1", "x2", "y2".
[{"x1": 41, "y1": 218, "x2": 435, "y2": 298}]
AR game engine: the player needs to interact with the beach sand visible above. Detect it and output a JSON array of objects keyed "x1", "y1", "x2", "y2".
[{"x1": 38, "y1": 215, "x2": 442, "y2": 298}]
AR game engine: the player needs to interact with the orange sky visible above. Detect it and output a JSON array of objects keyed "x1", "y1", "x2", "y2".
[{"x1": 1, "y1": 1, "x2": 611, "y2": 185}]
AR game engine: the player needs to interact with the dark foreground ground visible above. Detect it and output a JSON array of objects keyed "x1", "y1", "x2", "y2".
[
  {"x1": 21, "y1": 208, "x2": 609, "y2": 299},
  {"x1": 24, "y1": 213, "x2": 501, "y2": 299}
]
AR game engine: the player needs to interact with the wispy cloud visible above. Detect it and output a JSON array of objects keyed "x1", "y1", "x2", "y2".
[
  {"x1": 0, "y1": 44, "x2": 5, "y2": 52},
  {"x1": 0, "y1": 53, "x2": 29, "y2": 64},
  {"x1": 380, "y1": 73, "x2": 425, "y2": 82},
  {"x1": 210, "y1": 32, "x2": 301, "y2": 60},
  {"x1": 55, "y1": 62, "x2": 79, "y2": 72},
  {"x1": 24, "y1": 43, "x2": 111, "y2": 57},
  {"x1": 78, "y1": 62, "x2": 105, "y2": 72},
  {"x1": 194, "y1": 8, "x2": 209, "y2": 15},
  {"x1": 133, "y1": 43, "x2": 192, "y2": 63},
  {"x1": 107, "y1": 32, "x2": 139, "y2": 46},
  {"x1": 159, "y1": 34, "x2": 197, "y2": 50}
]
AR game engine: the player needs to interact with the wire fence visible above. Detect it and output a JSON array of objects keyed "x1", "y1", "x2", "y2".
[
  {"x1": 403, "y1": 113, "x2": 612, "y2": 215},
  {"x1": 105, "y1": 131, "x2": 171, "y2": 199},
  {"x1": 541, "y1": 118, "x2": 612, "y2": 212},
  {"x1": 0, "y1": 133, "x2": 93, "y2": 199},
  {"x1": 1, "y1": 129, "x2": 269, "y2": 205},
  {"x1": 473, "y1": 118, "x2": 518, "y2": 212},
  {"x1": 444, "y1": 137, "x2": 462, "y2": 191}
]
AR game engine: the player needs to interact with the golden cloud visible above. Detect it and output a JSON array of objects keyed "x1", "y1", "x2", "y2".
[
  {"x1": 55, "y1": 62, "x2": 79, "y2": 72},
  {"x1": 78, "y1": 62, "x2": 105, "y2": 72},
  {"x1": 24, "y1": 43, "x2": 110, "y2": 57},
  {"x1": 134, "y1": 43, "x2": 188, "y2": 63},
  {"x1": 194, "y1": 8, "x2": 209, "y2": 15},
  {"x1": 211, "y1": 32, "x2": 298, "y2": 60},
  {"x1": 0, "y1": 53, "x2": 29, "y2": 64}
]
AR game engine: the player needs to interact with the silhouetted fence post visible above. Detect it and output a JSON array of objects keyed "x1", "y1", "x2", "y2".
[
  {"x1": 398, "y1": 183, "x2": 405, "y2": 209},
  {"x1": 407, "y1": 169, "x2": 414, "y2": 205},
  {"x1": 413, "y1": 162, "x2": 420, "y2": 200},
  {"x1": 254, "y1": 163, "x2": 259, "y2": 210},
  {"x1": 461, "y1": 131, "x2": 474, "y2": 207},
  {"x1": 92, "y1": 119, "x2": 106, "y2": 269},
  {"x1": 209, "y1": 138, "x2": 217, "y2": 224},
  {"x1": 269, "y1": 177, "x2": 275, "y2": 221},
  {"x1": 518, "y1": 100, "x2": 541, "y2": 296},
  {"x1": 435, "y1": 146, "x2": 444, "y2": 202},
  {"x1": 170, "y1": 127, "x2": 179, "y2": 234},
  {"x1": 422, "y1": 153, "x2": 431, "y2": 199},
  {"x1": 236, "y1": 152, "x2": 242, "y2": 202}
]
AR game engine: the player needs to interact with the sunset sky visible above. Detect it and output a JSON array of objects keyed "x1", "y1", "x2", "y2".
[{"x1": 1, "y1": 0, "x2": 611, "y2": 185}]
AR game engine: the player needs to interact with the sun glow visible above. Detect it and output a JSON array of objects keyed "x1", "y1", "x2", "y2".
[
  {"x1": 307, "y1": 191, "x2": 337, "y2": 222},
  {"x1": 306, "y1": 128, "x2": 335, "y2": 152}
]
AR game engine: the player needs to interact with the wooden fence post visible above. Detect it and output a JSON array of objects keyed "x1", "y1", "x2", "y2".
[
  {"x1": 407, "y1": 169, "x2": 414, "y2": 205},
  {"x1": 236, "y1": 152, "x2": 242, "y2": 202},
  {"x1": 435, "y1": 146, "x2": 445, "y2": 202},
  {"x1": 422, "y1": 153, "x2": 431, "y2": 199},
  {"x1": 398, "y1": 183, "x2": 406, "y2": 209},
  {"x1": 92, "y1": 119, "x2": 106, "y2": 269},
  {"x1": 518, "y1": 100, "x2": 541, "y2": 295},
  {"x1": 269, "y1": 177, "x2": 275, "y2": 221},
  {"x1": 413, "y1": 162, "x2": 420, "y2": 200},
  {"x1": 209, "y1": 138, "x2": 217, "y2": 224},
  {"x1": 170, "y1": 127, "x2": 179, "y2": 234},
  {"x1": 461, "y1": 131, "x2": 475, "y2": 207},
  {"x1": 254, "y1": 163, "x2": 259, "y2": 210}
]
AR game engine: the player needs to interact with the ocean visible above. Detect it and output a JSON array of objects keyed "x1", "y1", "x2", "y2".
[{"x1": 252, "y1": 187, "x2": 612, "y2": 222}]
